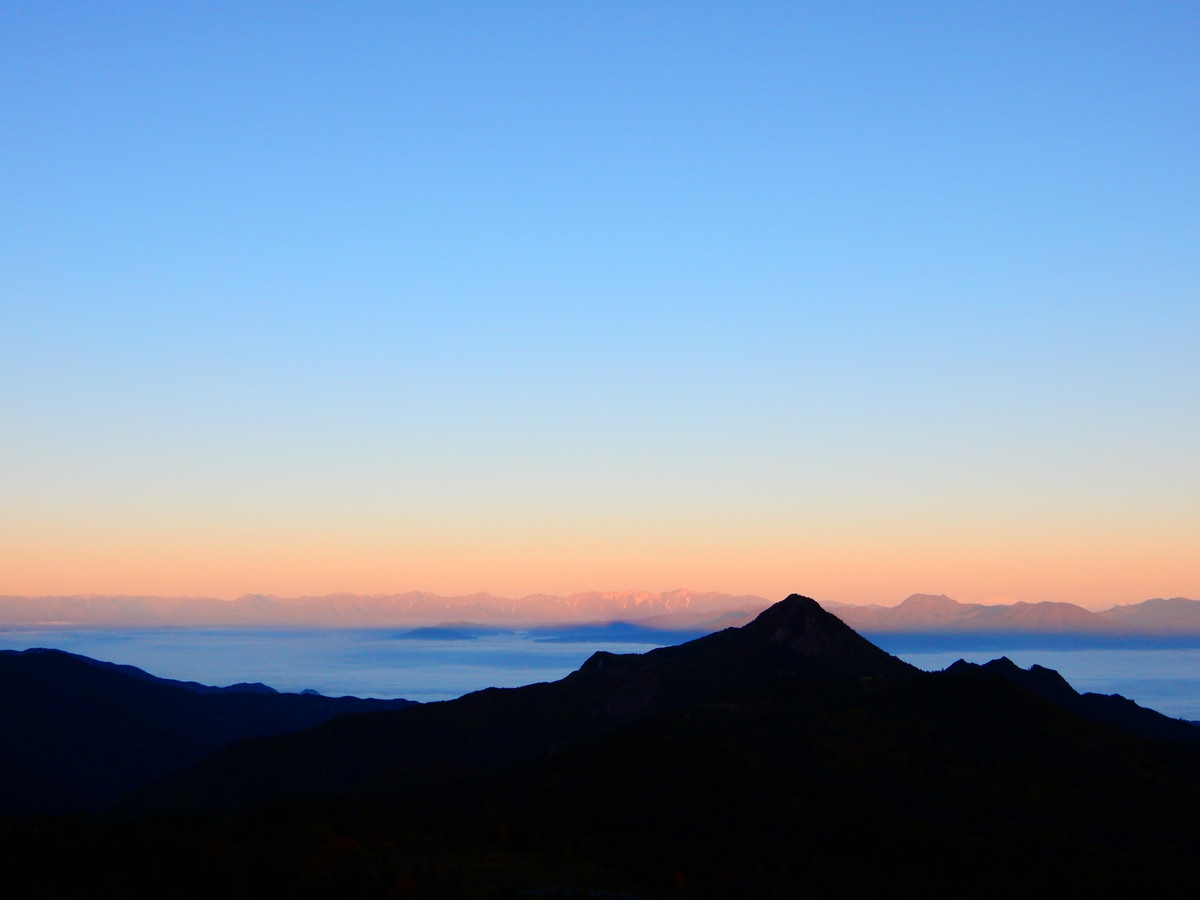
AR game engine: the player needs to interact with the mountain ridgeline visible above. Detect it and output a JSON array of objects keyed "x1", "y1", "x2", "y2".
[
  {"x1": 3, "y1": 595, "x2": 1199, "y2": 899},
  {"x1": 125, "y1": 595, "x2": 918, "y2": 814},
  {"x1": 828, "y1": 592, "x2": 1200, "y2": 633},
  {"x1": 4, "y1": 588, "x2": 1200, "y2": 633},
  {"x1": 0, "y1": 588, "x2": 766, "y2": 628},
  {"x1": 0, "y1": 648, "x2": 415, "y2": 815}
]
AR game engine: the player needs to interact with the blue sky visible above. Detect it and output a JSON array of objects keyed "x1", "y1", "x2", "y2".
[{"x1": 3, "y1": 2, "x2": 1197, "y2": 606}]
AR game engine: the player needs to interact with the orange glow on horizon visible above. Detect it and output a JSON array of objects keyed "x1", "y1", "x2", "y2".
[{"x1": 3, "y1": 511, "x2": 1196, "y2": 611}]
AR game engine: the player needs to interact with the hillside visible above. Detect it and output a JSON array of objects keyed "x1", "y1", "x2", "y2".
[
  {"x1": 0, "y1": 648, "x2": 415, "y2": 814},
  {"x1": 3, "y1": 595, "x2": 1198, "y2": 898}
]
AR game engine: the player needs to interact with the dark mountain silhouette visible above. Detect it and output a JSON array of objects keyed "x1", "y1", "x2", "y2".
[
  {"x1": 129, "y1": 595, "x2": 916, "y2": 813},
  {"x1": 948, "y1": 656, "x2": 1200, "y2": 744},
  {"x1": 4, "y1": 595, "x2": 1200, "y2": 898},
  {"x1": 0, "y1": 647, "x2": 415, "y2": 815}
]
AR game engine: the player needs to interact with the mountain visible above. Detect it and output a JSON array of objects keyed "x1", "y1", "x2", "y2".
[
  {"x1": 1100, "y1": 596, "x2": 1200, "y2": 632},
  {"x1": 830, "y1": 593, "x2": 1200, "y2": 635},
  {"x1": 9, "y1": 590, "x2": 1198, "y2": 634},
  {"x1": 833, "y1": 593, "x2": 1120, "y2": 633},
  {"x1": 0, "y1": 588, "x2": 769, "y2": 627},
  {"x1": 129, "y1": 595, "x2": 917, "y2": 813},
  {"x1": 0, "y1": 648, "x2": 415, "y2": 815},
  {"x1": 5, "y1": 595, "x2": 1200, "y2": 898},
  {"x1": 948, "y1": 656, "x2": 1200, "y2": 745}
]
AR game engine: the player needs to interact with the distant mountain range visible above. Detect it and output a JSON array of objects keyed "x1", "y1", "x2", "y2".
[
  {"x1": 0, "y1": 588, "x2": 766, "y2": 628},
  {"x1": 827, "y1": 593, "x2": 1200, "y2": 634},
  {"x1": 3, "y1": 589, "x2": 1199, "y2": 634},
  {"x1": 3, "y1": 595, "x2": 1198, "y2": 898}
]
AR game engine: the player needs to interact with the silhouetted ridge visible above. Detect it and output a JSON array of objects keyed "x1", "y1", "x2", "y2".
[
  {"x1": 743, "y1": 593, "x2": 899, "y2": 658},
  {"x1": 9, "y1": 595, "x2": 1200, "y2": 898},
  {"x1": 947, "y1": 656, "x2": 1200, "y2": 745},
  {"x1": 981, "y1": 657, "x2": 1079, "y2": 707},
  {"x1": 681, "y1": 592, "x2": 917, "y2": 681},
  {"x1": 130, "y1": 595, "x2": 918, "y2": 814},
  {"x1": 14, "y1": 648, "x2": 280, "y2": 695},
  {"x1": 569, "y1": 594, "x2": 915, "y2": 728},
  {"x1": 0, "y1": 647, "x2": 416, "y2": 814}
]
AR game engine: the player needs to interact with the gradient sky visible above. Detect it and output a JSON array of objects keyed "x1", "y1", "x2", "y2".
[{"x1": 3, "y1": 2, "x2": 1197, "y2": 608}]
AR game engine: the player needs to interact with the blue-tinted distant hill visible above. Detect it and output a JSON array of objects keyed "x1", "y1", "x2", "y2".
[
  {"x1": 527, "y1": 620, "x2": 707, "y2": 644},
  {"x1": 393, "y1": 625, "x2": 483, "y2": 640}
]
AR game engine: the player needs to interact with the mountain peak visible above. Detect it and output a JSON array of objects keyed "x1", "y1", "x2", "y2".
[
  {"x1": 745, "y1": 594, "x2": 840, "y2": 645},
  {"x1": 731, "y1": 594, "x2": 916, "y2": 678},
  {"x1": 898, "y1": 593, "x2": 959, "y2": 609}
]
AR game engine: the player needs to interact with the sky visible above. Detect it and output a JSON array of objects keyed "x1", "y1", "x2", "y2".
[{"x1": 2, "y1": 1, "x2": 1197, "y2": 609}]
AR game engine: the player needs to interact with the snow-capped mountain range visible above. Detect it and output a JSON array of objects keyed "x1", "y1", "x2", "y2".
[{"x1": 1, "y1": 590, "x2": 1199, "y2": 632}]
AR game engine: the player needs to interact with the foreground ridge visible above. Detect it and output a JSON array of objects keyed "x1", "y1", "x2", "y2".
[
  {"x1": 3, "y1": 594, "x2": 1199, "y2": 899},
  {"x1": 0, "y1": 647, "x2": 415, "y2": 815}
]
